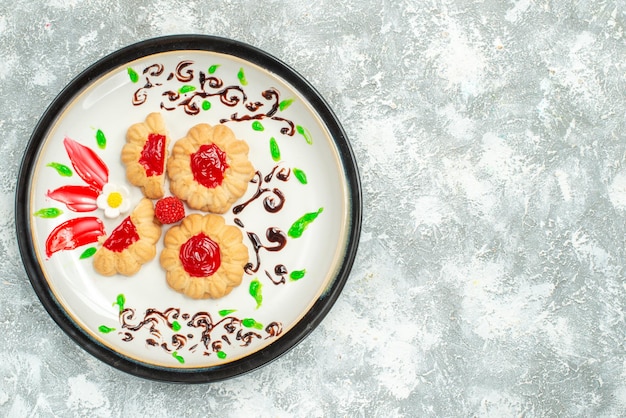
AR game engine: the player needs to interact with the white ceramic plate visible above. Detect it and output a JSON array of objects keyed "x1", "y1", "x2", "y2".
[{"x1": 16, "y1": 35, "x2": 361, "y2": 382}]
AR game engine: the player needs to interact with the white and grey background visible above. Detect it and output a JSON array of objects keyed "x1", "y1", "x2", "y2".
[{"x1": 2, "y1": 0, "x2": 626, "y2": 416}]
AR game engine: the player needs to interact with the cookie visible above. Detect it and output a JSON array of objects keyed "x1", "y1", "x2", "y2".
[
  {"x1": 166, "y1": 123, "x2": 255, "y2": 214},
  {"x1": 122, "y1": 112, "x2": 170, "y2": 199},
  {"x1": 160, "y1": 213, "x2": 248, "y2": 299},
  {"x1": 93, "y1": 198, "x2": 161, "y2": 276}
]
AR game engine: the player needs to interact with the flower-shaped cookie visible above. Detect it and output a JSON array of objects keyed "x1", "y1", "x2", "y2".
[
  {"x1": 122, "y1": 112, "x2": 170, "y2": 199},
  {"x1": 166, "y1": 123, "x2": 255, "y2": 214},
  {"x1": 93, "y1": 198, "x2": 162, "y2": 276},
  {"x1": 160, "y1": 214, "x2": 249, "y2": 299}
]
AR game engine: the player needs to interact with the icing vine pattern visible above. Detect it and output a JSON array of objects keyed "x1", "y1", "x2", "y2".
[
  {"x1": 100, "y1": 294, "x2": 283, "y2": 364},
  {"x1": 232, "y1": 165, "x2": 322, "y2": 286},
  {"x1": 129, "y1": 60, "x2": 296, "y2": 135}
]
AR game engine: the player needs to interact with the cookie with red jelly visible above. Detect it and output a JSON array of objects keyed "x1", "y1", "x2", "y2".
[
  {"x1": 160, "y1": 213, "x2": 248, "y2": 299},
  {"x1": 93, "y1": 198, "x2": 162, "y2": 276},
  {"x1": 166, "y1": 123, "x2": 255, "y2": 214},
  {"x1": 122, "y1": 112, "x2": 170, "y2": 199}
]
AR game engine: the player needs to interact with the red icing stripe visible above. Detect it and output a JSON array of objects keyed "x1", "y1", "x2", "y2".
[
  {"x1": 63, "y1": 137, "x2": 109, "y2": 191},
  {"x1": 45, "y1": 216, "x2": 105, "y2": 257},
  {"x1": 46, "y1": 185, "x2": 99, "y2": 212}
]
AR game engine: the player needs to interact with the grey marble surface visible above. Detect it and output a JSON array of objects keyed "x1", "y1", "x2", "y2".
[{"x1": 2, "y1": 0, "x2": 626, "y2": 416}]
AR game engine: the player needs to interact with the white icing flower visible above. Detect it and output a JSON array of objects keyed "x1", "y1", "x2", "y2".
[{"x1": 96, "y1": 183, "x2": 131, "y2": 218}]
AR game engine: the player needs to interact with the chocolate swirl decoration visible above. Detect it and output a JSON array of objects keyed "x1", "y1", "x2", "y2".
[
  {"x1": 162, "y1": 90, "x2": 180, "y2": 102},
  {"x1": 218, "y1": 89, "x2": 295, "y2": 135},
  {"x1": 265, "y1": 264, "x2": 288, "y2": 285},
  {"x1": 265, "y1": 322, "x2": 283, "y2": 338},
  {"x1": 132, "y1": 84, "x2": 149, "y2": 106},
  {"x1": 233, "y1": 167, "x2": 291, "y2": 215},
  {"x1": 236, "y1": 329, "x2": 263, "y2": 347},
  {"x1": 175, "y1": 60, "x2": 194, "y2": 82},
  {"x1": 130, "y1": 60, "x2": 296, "y2": 134},
  {"x1": 242, "y1": 228, "x2": 288, "y2": 275},
  {"x1": 120, "y1": 307, "x2": 177, "y2": 337},
  {"x1": 144, "y1": 63, "x2": 164, "y2": 77},
  {"x1": 232, "y1": 166, "x2": 300, "y2": 284},
  {"x1": 199, "y1": 72, "x2": 223, "y2": 90},
  {"x1": 187, "y1": 311, "x2": 214, "y2": 350},
  {"x1": 113, "y1": 305, "x2": 282, "y2": 360},
  {"x1": 160, "y1": 80, "x2": 246, "y2": 116},
  {"x1": 211, "y1": 340, "x2": 223, "y2": 353},
  {"x1": 132, "y1": 64, "x2": 165, "y2": 105},
  {"x1": 171, "y1": 334, "x2": 187, "y2": 351}
]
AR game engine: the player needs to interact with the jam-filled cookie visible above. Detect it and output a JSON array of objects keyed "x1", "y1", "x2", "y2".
[
  {"x1": 122, "y1": 112, "x2": 170, "y2": 199},
  {"x1": 160, "y1": 213, "x2": 248, "y2": 299},
  {"x1": 93, "y1": 198, "x2": 161, "y2": 276},
  {"x1": 166, "y1": 123, "x2": 255, "y2": 214}
]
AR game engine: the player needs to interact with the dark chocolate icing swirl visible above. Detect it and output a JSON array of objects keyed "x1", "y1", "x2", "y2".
[
  {"x1": 175, "y1": 60, "x2": 194, "y2": 82},
  {"x1": 112, "y1": 305, "x2": 282, "y2": 360},
  {"x1": 232, "y1": 166, "x2": 301, "y2": 285},
  {"x1": 131, "y1": 60, "x2": 296, "y2": 132}
]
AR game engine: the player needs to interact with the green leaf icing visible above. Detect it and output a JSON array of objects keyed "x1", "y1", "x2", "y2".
[
  {"x1": 98, "y1": 325, "x2": 115, "y2": 334},
  {"x1": 237, "y1": 67, "x2": 248, "y2": 85},
  {"x1": 293, "y1": 168, "x2": 307, "y2": 184},
  {"x1": 208, "y1": 64, "x2": 220, "y2": 74},
  {"x1": 179, "y1": 85, "x2": 196, "y2": 94},
  {"x1": 296, "y1": 125, "x2": 313, "y2": 145},
  {"x1": 249, "y1": 279, "x2": 263, "y2": 309},
  {"x1": 252, "y1": 121, "x2": 264, "y2": 131},
  {"x1": 219, "y1": 309, "x2": 237, "y2": 317},
  {"x1": 202, "y1": 100, "x2": 211, "y2": 110},
  {"x1": 242, "y1": 318, "x2": 263, "y2": 330},
  {"x1": 127, "y1": 67, "x2": 139, "y2": 83},
  {"x1": 96, "y1": 129, "x2": 106, "y2": 149},
  {"x1": 279, "y1": 98, "x2": 294, "y2": 111},
  {"x1": 113, "y1": 294, "x2": 126, "y2": 312},
  {"x1": 33, "y1": 208, "x2": 62, "y2": 218},
  {"x1": 79, "y1": 247, "x2": 97, "y2": 259},
  {"x1": 217, "y1": 351, "x2": 227, "y2": 359},
  {"x1": 172, "y1": 321, "x2": 182, "y2": 331},
  {"x1": 270, "y1": 137, "x2": 280, "y2": 161},
  {"x1": 47, "y1": 162, "x2": 72, "y2": 177},
  {"x1": 288, "y1": 208, "x2": 324, "y2": 238},
  {"x1": 290, "y1": 269, "x2": 306, "y2": 281},
  {"x1": 172, "y1": 351, "x2": 185, "y2": 364}
]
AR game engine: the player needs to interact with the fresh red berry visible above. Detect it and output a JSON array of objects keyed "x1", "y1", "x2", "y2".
[{"x1": 155, "y1": 196, "x2": 185, "y2": 224}]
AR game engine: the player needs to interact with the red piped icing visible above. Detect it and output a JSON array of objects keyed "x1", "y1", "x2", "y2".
[
  {"x1": 190, "y1": 144, "x2": 229, "y2": 189},
  {"x1": 45, "y1": 217, "x2": 105, "y2": 257},
  {"x1": 46, "y1": 185, "x2": 99, "y2": 212},
  {"x1": 179, "y1": 233, "x2": 221, "y2": 277},
  {"x1": 63, "y1": 137, "x2": 108, "y2": 191},
  {"x1": 139, "y1": 133, "x2": 166, "y2": 177},
  {"x1": 103, "y1": 216, "x2": 140, "y2": 252}
]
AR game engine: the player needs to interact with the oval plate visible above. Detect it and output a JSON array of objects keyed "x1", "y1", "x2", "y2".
[{"x1": 15, "y1": 35, "x2": 361, "y2": 383}]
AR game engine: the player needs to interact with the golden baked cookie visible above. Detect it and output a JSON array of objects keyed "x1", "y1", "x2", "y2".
[
  {"x1": 160, "y1": 213, "x2": 249, "y2": 299},
  {"x1": 93, "y1": 198, "x2": 162, "y2": 276},
  {"x1": 166, "y1": 123, "x2": 255, "y2": 214},
  {"x1": 121, "y1": 112, "x2": 170, "y2": 199}
]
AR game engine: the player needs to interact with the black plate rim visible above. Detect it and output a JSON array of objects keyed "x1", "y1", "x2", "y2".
[{"x1": 15, "y1": 34, "x2": 362, "y2": 383}]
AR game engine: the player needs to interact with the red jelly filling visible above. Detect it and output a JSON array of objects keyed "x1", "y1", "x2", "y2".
[
  {"x1": 190, "y1": 143, "x2": 229, "y2": 189},
  {"x1": 139, "y1": 133, "x2": 166, "y2": 176},
  {"x1": 179, "y1": 233, "x2": 221, "y2": 277},
  {"x1": 103, "y1": 216, "x2": 140, "y2": 252}
]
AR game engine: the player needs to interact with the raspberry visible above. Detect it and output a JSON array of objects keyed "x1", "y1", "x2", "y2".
[{"x1": 155, "y1": 196, "x2": 185, "y2": 224}]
